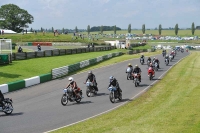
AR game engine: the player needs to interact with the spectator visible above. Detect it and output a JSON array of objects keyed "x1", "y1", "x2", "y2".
[
  {"x1": 26, "y1": 29, "x2": 27, "y2": 34},
  {"x1": 0, "y1": 30, "x2": 1, "y2": 35},
  {"x1": 92, "y1": 43, "x2": 94, "y2": 48},
  {"x1": 37, "y1": 44, "x2": 41, "y2": 51},
  {"x1": 88, "y1": 44, "x2": 90, "y2": 48},
  {"x1": 18, "y1": 45, "x2": 23, "y2": 53},
  {"x1": 2, "y1": 30, "x2": 4, "y2": 35}
]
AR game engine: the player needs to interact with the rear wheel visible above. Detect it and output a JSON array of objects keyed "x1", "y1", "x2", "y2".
[
  {"x1": 4, "y1": 102, "x2": 13, "y2": 115},
  {"x1": 109, "y1": 92, "x2": 115, "y2": 103},
  {"x1": 61, "y1": 94, "x2": 68, "y2": 106},
  {"x1": 75, "y1": 93, "x2": 82, "y2": 103},
  {"x1": 118, "y1": 92, "x2": 122, "y2": 100}
]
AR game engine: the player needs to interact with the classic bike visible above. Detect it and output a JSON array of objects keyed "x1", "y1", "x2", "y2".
[
  {"x1": 133, "y1": 73, "x2": 140, "y2": 87},
  {"x1": 107, "y1": 85, "x2": 122, "y2": 103},
  {"x1": 85, "y1": 80, "x2": 97, "y2": 97},
  {"x1": 61, "y1": 87, "x2": 83, "y2": 106},
  {"x1": 148, "y1": 67, "x2": 154, "y2": 80}
]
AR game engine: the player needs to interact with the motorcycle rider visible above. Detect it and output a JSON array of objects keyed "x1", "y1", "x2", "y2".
[
  {"x1": 0, "y1": 90, "x2": 5, "y2": 111},
  {"x1": 165, "y1": 54, "x2": 169, "y2": 64},
  {"x1": 85, "y1": 71, "x2": 98, "y2": 91},
  {"x1": 140, "y1": 54, "x2": 145, "y2": 63},
  {"x1": 126, "y1": 63, "x2": 133, "y2": 73},
  {"x1": 37, "y1": 44, "x2": 41, "y2": 51},
  {"x1": 147, "y1": 57, "x2": 151, "y2": 66},
  {"x1": 66, "y1": 77, "x2": 81, "y2": 98},
  {"x1": 132, "y1": 65, "x2": 142, "y2": 82},
  {"x1": 154, "y1": 58, "x2": 160, "y2": 69},
  {"x1": 149, "y1": 63, "x2": 155, "y2": 76},
  {"x1": 108, "y1": 76, "x2": 122, "y2": 94}
]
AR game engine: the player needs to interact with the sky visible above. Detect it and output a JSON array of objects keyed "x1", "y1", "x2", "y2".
[{"x1": 0, "y1": 0, "x2": 200, "y2": 30}]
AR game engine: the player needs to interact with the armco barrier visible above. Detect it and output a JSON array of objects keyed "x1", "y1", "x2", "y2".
[
  {"x1": 39, "y1": 73, "x2": 52, "y2": 83},
  {"x1": 96, "y1": 56, "x2": 103, "y2": 62},
  {"x1": 52, "y1": 66, "x2": 69, "y2": 79},
  {"x1": 24, "y1": 76, "x2": 40, "y2": 87},
  {"x1": 8, "y1": 80, "x2": 25, "y2": 92},
  {"x1": 89, "y1": 58, "x2": 97, "y2": 65},
  {"x1": 0, "y1": 84, "x2": 8, "y2": 93}
]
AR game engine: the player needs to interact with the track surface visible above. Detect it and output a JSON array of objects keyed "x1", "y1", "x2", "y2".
[{"x1": 0, "y1": 51, "x2": 189, "y2": 133}]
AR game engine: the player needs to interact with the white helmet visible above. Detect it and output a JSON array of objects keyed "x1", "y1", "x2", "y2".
[{"x1": 68, "y1": 77, "x2": 73, "y2": 83}]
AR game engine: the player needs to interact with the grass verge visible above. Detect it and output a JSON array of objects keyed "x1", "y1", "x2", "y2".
[
  {"x1": 51, "y1": 51, "x2": 200, "y2": 133},
  {"x1": 0, "y1": 49, "x2": 160, "y2": 84}
]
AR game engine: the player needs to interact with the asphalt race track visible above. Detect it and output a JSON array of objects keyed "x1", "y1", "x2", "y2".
[{"x1": 0, "y1": 51, "x2": 189, "y2": 133}]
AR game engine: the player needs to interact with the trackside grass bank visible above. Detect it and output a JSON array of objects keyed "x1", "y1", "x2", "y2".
[
  {"x1": 0, "y1": 49, "x2": 160, "y2": 84},
  {"x1": 51, "y1": 51, "x2": 200, "y2": 133}
]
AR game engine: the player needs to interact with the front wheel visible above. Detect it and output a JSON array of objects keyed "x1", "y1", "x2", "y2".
[
  {"x1": 86, "y1": 87, "x2": 91, "y2": 97},
  {"x1": 4, "y1": 102, "x2": 13, "y2": 115},
  {"x1": 61, "y1": 94, "x2": 68, "y2": 106},
  {"x1": 109, "y1": 92, "x2": 115, "y2": 103},
  {"x1": 135, "y1": 79, "x2": 138, "y2": 87},
  {"x1": 118, "y1": 92, "x2": 122, "y2": 100},
  {"x1": 149, "y1": 73, "x2": 152, "y2": 80}
]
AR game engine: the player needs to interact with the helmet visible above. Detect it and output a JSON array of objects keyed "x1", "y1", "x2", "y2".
[
  {"x1": 149, "y1": 63, "x2": 152, "y2": 66},
  {"x1": 128, "y1": 63, "x2": 131, "y2": 66},
  {"x1": 68, "y1": 77, "x2": 73, "y2": 83},
  {"x1": 109, "y1": 76, "x2": 114, "y2": 81},
  {"x1": 88, "y1": 70, "x2": 92, "y2": 74},
  {"x1": 135, "y1": 64, "x2": 138, "y2": 68},
  {"x1": 38, "y1": 44, "x2": 40, "y2": 45},
  {"x1": 154, "y1": 57, "x2": 155, "y2": 59}
]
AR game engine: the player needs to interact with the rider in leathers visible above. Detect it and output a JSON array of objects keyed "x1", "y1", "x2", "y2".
[
  {"x1": 154, "y1": 58, "x2": 160, "y2": 69},
  {"x1": 66, "y1": 77, "x2": 81, "y2": 98},
  {"x1": 108, "y1": 76, "x2": 122, "y2": 94},
  {"x1": 140, "y1": 54, "x2": 145, "y2": 63},
  {"x1": 85, "y1": 71, "x2": 98, "y2": 91},
  {"x1": 147, "y1": 57, "x2": 151, "y2": 66},
  {"x1": 132, "y1": 65, "x2": 142, "y2": 82},
  {"x1": 165, "y1": 54, "x2": 169, "y2": 64}
]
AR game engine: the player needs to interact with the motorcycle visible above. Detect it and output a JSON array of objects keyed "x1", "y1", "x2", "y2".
[
  {"x1": 165, "y1": 58, "x2": 169, "y2": 66},
  {"x1": 107, "y1": 85, "x2": 122, "y2": 103},
  {"x1": 148, "y1": 67, "x2": 154, "y2": 80},
  {"x1": 126, "y1": 67, "x2": 133, "y2": 80},
  {"x1": 169, "y1": 55, "x2": 173, "y2": 62},
  {"x1": 132, "y1": 73, "x2": 140, "y2": 87},
  {"x1": 61, "y1": 87, "x2": 83, "y2": 106},
  {"x1": 0, "y1": 98, "x2": 13, "y2": 115},
  {"x1": 85, "y1": 80, "x2": 97, "y2": 97},
  {"x1": 147, "y1": 60, "x2": 151, "y2": 67},
  {"x1": 154, "y1": 62, "x2": 158, "y2": 71},
  {"x1": 140, "y1": 58, "x2": 144, "y2": 65}
]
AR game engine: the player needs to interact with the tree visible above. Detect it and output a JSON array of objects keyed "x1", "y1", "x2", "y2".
[
  {"x1": 75, "y1": 26, "x2": 78, "y2": 33},
  {"x1": 175, "y1": 24, "x2": 178, "y2": 35},
  {"x1": 87, "y1": 25, "x2": 90, "y2": 35},
  {"x1": 158, "y1": 24, "x2": 162, "y2": 35},
  {"x1": 142, "y1": 24, "x2": 145, "y2": 34},
  {"x1": 128, "y1": 24, "x2": 131, "y2": 33},
  {"x1": 114, "y1": 25, "x2": 116, "y2": 34},
  {"x1": 191, "y1": 22, "x2": 195, "y2": 35},
  {"x1": 62, "y1": 28, "x2": 64, "y2": 34},
  {"x1": 52, "y1": 27, "x2": 54, "y2": 32},
  {"x1": 0, "y1": 4, "x2": 34, "y2": 32},
  {"x1": 100, "y1": 25, "x2": 103, "y2": 34}
]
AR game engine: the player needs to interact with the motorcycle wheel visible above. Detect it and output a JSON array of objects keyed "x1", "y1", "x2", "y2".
[
  {"x1": 118, "y1": 92, "x2": 122, "y2": 100},
  {"x1": 149, "y1": 73, "x2": 152, "y2": 80},
  {"x1": 61, "y1": 94, "x2": 68, "y2": 106},
  {"x1": 75, "y1": 93, "x2": 82, "y2": 103},
  {"x1": 4, "y1": 102, "x2": 13, "y2": 115},
  {"x1": 109, "y1": 92, "x2": 115, "y2": 103},
  {"x1": 86, "y1": 87, "x2": 91, "y2": 97},
  {"x1": 135, "y1": 79, "x2": 138, "y2": 87}
]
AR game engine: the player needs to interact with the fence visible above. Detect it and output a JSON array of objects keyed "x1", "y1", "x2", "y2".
[{"x1": 11, "y1": 46, "x2": 116, "y2": 61}]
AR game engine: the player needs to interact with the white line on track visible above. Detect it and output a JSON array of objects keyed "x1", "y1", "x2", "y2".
[{"x1": 44, "y1": 53, "x2": 189, "y2": 133}]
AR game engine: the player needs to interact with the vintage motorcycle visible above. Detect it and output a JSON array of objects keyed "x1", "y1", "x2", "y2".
[
  {"x1": 0, "y1": 98, "x2": 13, "y2": 115},
  {"x1": 165, "y1": 58, "x2": 169, "y2": 66},
  {"x1": 126, "y1": 67, "x2": 133, "y2": 80},
  {"x1": 107, "y1": 85, "x2": 122, "y2": 103},
  {"x1": 148, "y1": 67, "x2": 154, "y2": 80},
  {"x1": 132, "y1": 73, "x2": 140, "y2": 87},
  {"x1": 154, "y1": 62, "x2": 159, "y2": 71},
  {"x1": 85, "y1": 80, "x2": 97, "y2": 97},
  {"x1": 61, "y1": 87, "x2": 83, "y2": 106},
  {"x1": 140, "y1": 58, "x2": 144, "y2": 65}
]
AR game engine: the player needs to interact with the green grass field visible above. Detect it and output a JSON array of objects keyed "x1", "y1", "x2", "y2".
[
  {"x1": 1, "y1": 30, "x2": 200, "y2": 44},
  {"x1": 51, "y1": 51, "x2": 200, "y2": 133},
  {"x1": 0, "y1": 49, "x2": 160, "y2": 84}
]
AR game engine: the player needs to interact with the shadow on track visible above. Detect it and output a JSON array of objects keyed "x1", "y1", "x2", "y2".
[
  {"x1": 0, "y1": 112, "x2": 24, "y2": 117},
  {"x1": 116, "y1": 98, "x2": 130, "y2": 103},
  {"x1": 66, "y1": 101, "x2": 93, "y2": 106},
  {"x1": 95, "y1": 93, "x2": 109, "y2": 97}
]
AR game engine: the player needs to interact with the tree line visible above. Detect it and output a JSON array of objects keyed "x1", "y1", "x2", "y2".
[{"x1": 0, "y1": 4, "x2": 198, "y2": 36}]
